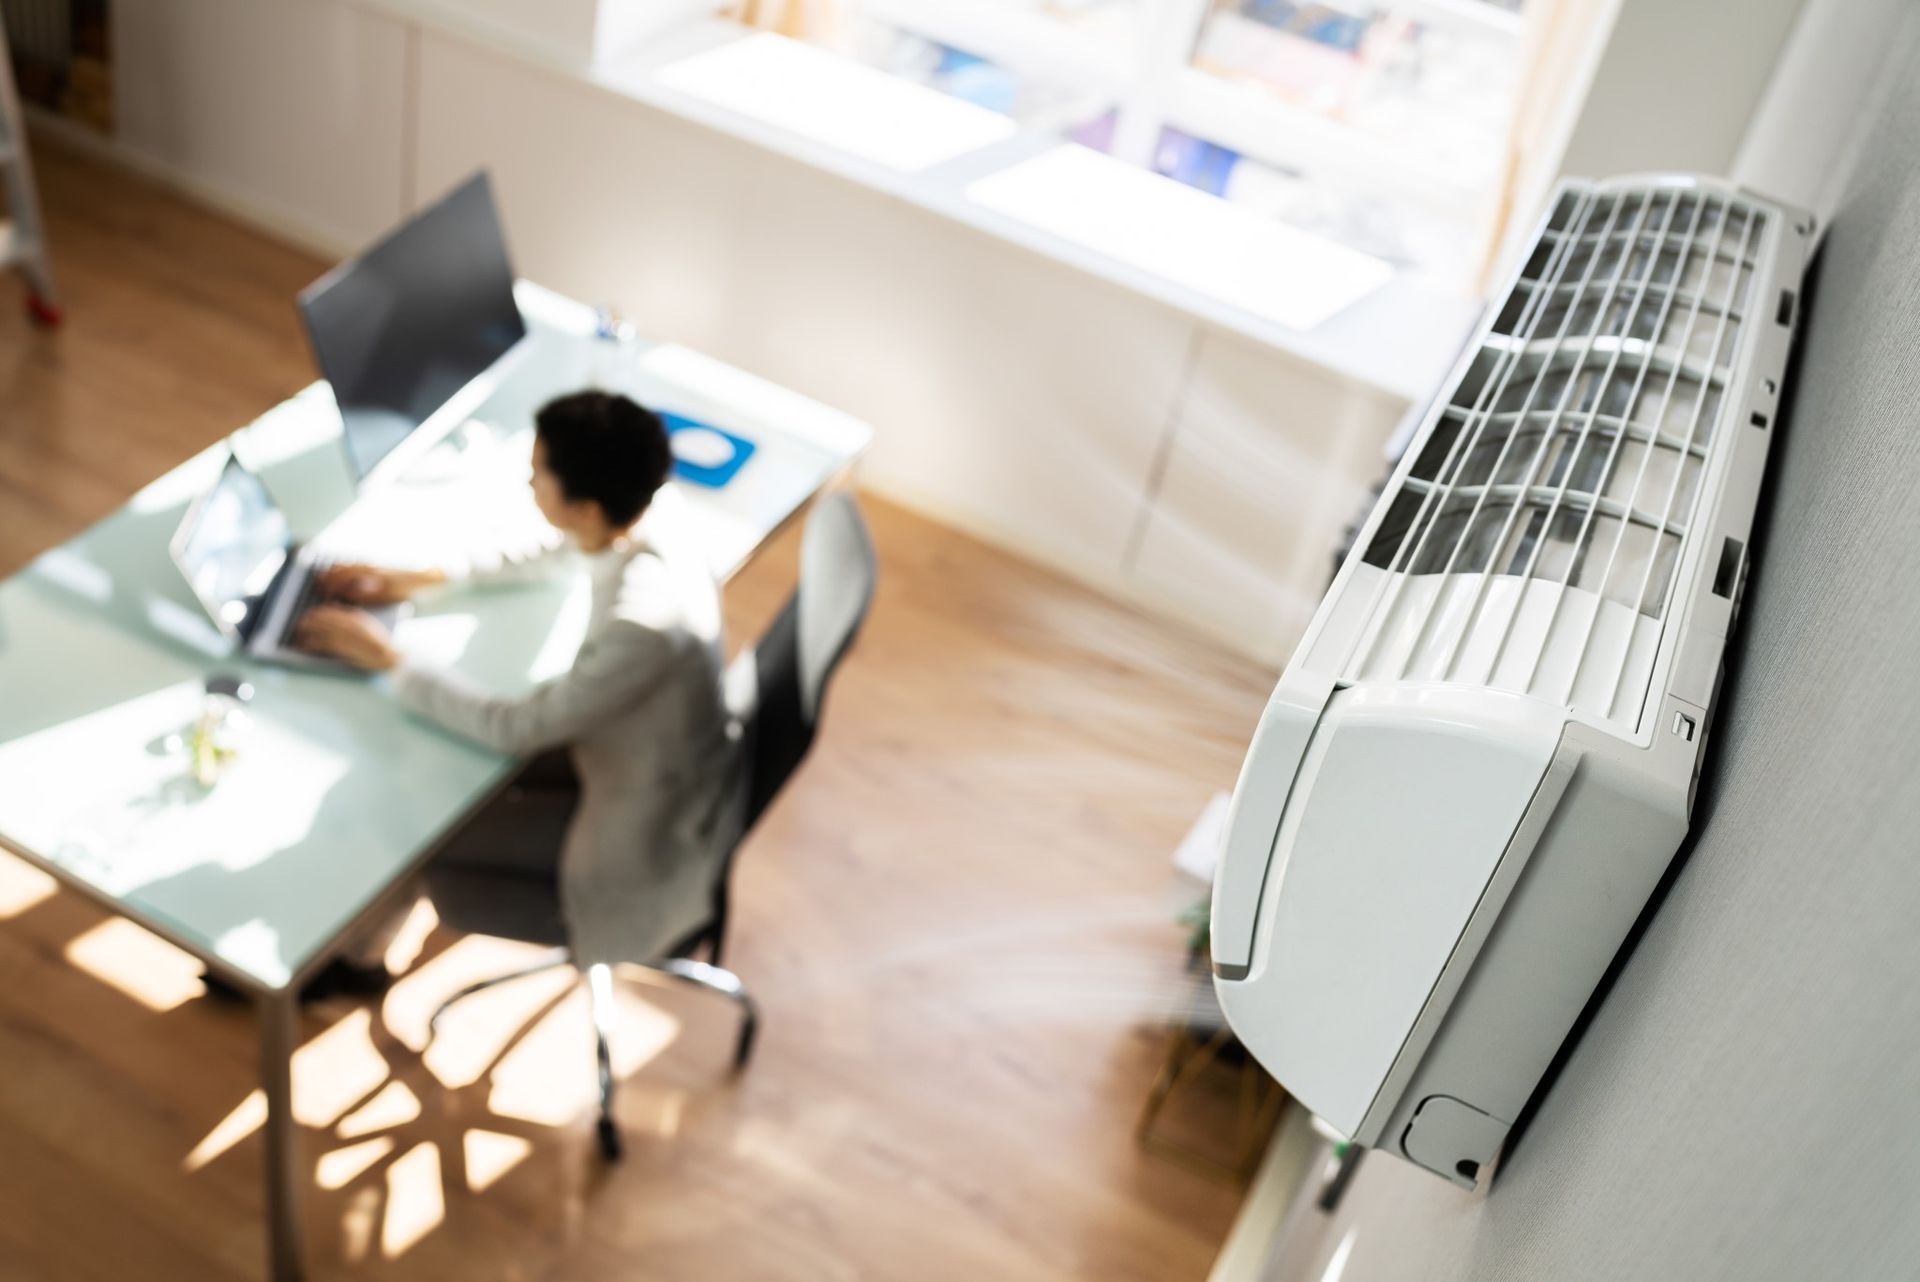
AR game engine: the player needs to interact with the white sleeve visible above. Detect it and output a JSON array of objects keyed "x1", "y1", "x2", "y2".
[
  {"x1": 389, "y1": 617, "x2": 675, "y2": 755},
  {"x1": 438, "y1": 529, "x2": 574, "y2": 587}
]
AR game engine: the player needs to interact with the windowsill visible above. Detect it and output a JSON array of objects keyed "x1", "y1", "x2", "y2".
[{"x1": 350, "y1": 0, "x2": 1483, "y2": 400}]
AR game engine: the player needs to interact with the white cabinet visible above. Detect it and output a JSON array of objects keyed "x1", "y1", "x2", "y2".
[
  {"x1": 413, "y1": 31, "x2": 1191, "y2": 585},
  {"x1": 1128, "y1": 328, "x2": 1405, "y2": 666}
]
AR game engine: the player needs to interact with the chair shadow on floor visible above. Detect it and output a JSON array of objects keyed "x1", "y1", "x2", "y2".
[{"x1": 237, "y1": 924, "x2": 757, "y2": 1275}]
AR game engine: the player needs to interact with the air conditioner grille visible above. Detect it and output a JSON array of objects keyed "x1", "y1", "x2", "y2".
[{"x1": 1344, "y1": 183, "x2": 1771, "y2": 730}]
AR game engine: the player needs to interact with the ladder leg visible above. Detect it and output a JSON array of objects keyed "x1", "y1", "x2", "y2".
[{"x1": 0, "y1": 16, "x2": 60, "y2": 325}]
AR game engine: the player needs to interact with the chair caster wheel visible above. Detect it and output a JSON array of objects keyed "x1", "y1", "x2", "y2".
[
  {"x1": 26, "y1": 294, "x2": 62, "y2": 328},
  {"x1": 596, "y1": 1116, "x2": 624, "y2": 1162}
]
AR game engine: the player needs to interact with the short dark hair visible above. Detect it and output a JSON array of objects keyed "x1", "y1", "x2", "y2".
[{"x1": 535, "y1": 391, "x2": 672, "y2": 528}]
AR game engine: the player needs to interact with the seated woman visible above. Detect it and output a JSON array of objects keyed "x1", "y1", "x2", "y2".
[{"x1": 296, "y1": 390, "x2": 734, "y2": 994}]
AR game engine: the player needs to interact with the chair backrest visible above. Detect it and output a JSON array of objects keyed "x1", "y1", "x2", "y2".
[{"x1": 729, "y1": 491, "x2": 877, "y2": 832}]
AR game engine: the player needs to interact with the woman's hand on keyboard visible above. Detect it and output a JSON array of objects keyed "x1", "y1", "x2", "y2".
[
  {"x1": 295, "y1": 606, "x2": 401, "y2": 672},
  {"x1": 318, "y1": 563, "x2": 448, "y2": 606}
]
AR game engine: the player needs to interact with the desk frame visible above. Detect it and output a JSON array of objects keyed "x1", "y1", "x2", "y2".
[{"x1": 0, "y1": 761, "x2": 514, "y2": 1280}]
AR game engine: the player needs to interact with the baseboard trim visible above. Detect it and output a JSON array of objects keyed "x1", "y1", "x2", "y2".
[{"x1": 24, "y1": 106, "x2": 358, "y2": 261}]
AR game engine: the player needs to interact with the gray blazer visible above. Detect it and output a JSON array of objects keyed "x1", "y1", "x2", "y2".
[{"x1": 391, "y1": 495, "x2": 735, "y2": 965}]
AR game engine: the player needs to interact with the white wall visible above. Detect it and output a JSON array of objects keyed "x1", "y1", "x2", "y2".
[
  {"x1": 1732, "y1": 0, "x2": 1920, "y2": 227},
  {"x1": 114, "y1": 0, "x2": 410, "y2": 251},
  {"x1": 1558, "y1": 0, "x2": 1804, "y2": 181},
  {"x1": 107, "y1": 0, "x2": 1412, "y2": 667}
]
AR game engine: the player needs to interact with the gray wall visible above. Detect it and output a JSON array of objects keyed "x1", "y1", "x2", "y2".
[{"x1": 1269, "y1": 19, "x2": 1920, "y2": 1282}]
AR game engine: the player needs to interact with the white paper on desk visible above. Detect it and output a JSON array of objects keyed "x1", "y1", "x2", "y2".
[{"x1": 1173, "y1": 792, "x2": 1232, "y2": 885}]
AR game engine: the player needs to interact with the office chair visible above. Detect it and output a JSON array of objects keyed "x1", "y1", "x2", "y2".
[{"x1": 423, "y1": 492, "x2": 877, "y2": 1160}]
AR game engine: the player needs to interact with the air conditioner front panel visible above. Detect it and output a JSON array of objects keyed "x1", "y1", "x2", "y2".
[
  {"x1": 1208, "y1": 674, "x2": 1329, "y2": 977},
  {"x1": 1215, "y1": 682, "x2": 1560, "y2": 1136}
]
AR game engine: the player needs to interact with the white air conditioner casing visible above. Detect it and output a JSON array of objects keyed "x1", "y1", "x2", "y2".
[{"x1": 1211, "y1": 176, "x2": 1812, "y2": 1187}]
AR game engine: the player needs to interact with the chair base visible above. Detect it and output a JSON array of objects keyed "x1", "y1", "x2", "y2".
[
  {"x1": 424, "y1": 947, "x2": 760, "y2": 1161},
  {"x1": 652, "y1": 957, "x2": 761, "y2": 1072}
]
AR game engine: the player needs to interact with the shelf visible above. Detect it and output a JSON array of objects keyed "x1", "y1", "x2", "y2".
[
  {"x1": 857, "y1": 0, "x2": 1135, "y2": 96},
  {"x1": 1161, "y1": 65, "x2": 1493, "y2": 217}
]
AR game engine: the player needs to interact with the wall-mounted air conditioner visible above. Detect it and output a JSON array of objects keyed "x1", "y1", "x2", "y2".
[{"x1": 1211, "y1": 176, "x2": 1812, "y2": 1187}]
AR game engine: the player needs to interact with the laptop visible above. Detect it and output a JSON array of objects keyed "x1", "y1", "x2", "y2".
[{"x1": 170, "y1": 452, "x2": 406, "y2": 668}]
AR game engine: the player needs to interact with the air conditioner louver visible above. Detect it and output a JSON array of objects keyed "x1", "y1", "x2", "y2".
[
  {"x1": 1349, "y1": 185, "x2": 1770, "y2": 730},
  {"x1": 1209, "y1": 177, "x2": 1810, "y2": 1189}
]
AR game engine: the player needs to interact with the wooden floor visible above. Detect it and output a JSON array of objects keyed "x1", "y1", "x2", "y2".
[{"x1": 0, "y1": 139, "x2": 1275, "y2": 1281}]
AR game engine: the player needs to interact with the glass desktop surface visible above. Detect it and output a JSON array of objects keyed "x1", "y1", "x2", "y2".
[{"x1": 0, "y1": 281, "x2": 869, "y2": 990}]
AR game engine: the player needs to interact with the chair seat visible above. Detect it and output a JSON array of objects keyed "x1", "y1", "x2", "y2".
[{"x1": 427, "y1": 866, "x2": 569, "y2": 948}]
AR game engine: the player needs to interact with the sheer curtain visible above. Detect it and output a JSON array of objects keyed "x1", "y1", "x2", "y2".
[{"x1": 1478, "y1": 0, "x2": 1622, "y2": 290}]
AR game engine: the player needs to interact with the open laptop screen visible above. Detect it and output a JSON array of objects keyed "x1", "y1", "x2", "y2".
[
  {"x1": 298, "y1": 172, "x2": 526, "y2": 484},
  {"x1": 173, "y1": 456, "x2": 292, "y2": 638}
]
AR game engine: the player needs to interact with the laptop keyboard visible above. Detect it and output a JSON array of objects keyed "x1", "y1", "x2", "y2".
[{"x1": 286, "y1": 558, "x2": 334, "y2": 632}]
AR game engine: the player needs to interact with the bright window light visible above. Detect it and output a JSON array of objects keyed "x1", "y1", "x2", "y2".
[
  {"x1": 656, "y1": 32, "x2": 1019, "y2": 171},
  {"x1": 968, "y1": 144, "x2": 1392, "y2": 330}
]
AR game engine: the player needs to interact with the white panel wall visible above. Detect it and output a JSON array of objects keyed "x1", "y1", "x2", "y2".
[
  {"x1": 412, "y1": 30, "x2": 1202, "y2": 589},
  {"x1": 1129, "y1": 330, "x2": 1403, "y2": 665},
  {"x1": 113, "y1": 0, "x2": 408, "y2": 252}
]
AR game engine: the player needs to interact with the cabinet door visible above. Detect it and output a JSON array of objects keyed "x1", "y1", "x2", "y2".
[{"x1": 1130, "y1": 327, "x2": 1405, "y2": 665}]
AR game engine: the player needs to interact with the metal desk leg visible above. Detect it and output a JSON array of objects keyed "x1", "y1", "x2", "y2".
[{"x1": 258, "y1": 989, "x2": 307, "y2": 1282}]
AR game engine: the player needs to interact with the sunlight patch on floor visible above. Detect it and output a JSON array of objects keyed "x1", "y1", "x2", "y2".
[
  {"x1": 294, "y1": 1008, "x2": 391, "y2": 1129},
  {"x1": 382, "y1": 1141, "x2": 445, "y2": 1258},
  {"x1": 486, "y1": 984, "x2": 681, "y2": 1128},
  {"x1": 383, "y1": 935, "x2": 578, "y2": 1088},
  {"x1": 341, "y1": 1186, "x2": 381, "y2": 1264},
  {"x1": 380, "y1": 898, "x2": 439, "y2": 978},
  {"x1": 337, "y1": 1079, "x2": 422, "y2": 1141},
  {"x1": 0, "y1": 852, "x2": 56, "y2": 919},
  {"x1": 317, "y1": 1136, "x2": 396, "y2": 1191},
  {"x1": 63, "y1": 917, "x2": 206, "y2": 1011},
  {"x1": 482, "y1": 987, "x2": 599, "y2": 1127},
  {"x1": 463, "y1": 1128, "x2": 533, "y2": 1192},
  {"x1": 185, "y1": 1007, "x2": 391, "y2": 1170},
  {"x1": 185, "y1": 1089, "x2": 266, "y2": 1172}
]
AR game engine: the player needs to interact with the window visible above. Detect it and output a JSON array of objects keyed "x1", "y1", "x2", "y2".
[{"x1": 789, "y1": 0, "x2": 1531, "y2": 290}]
